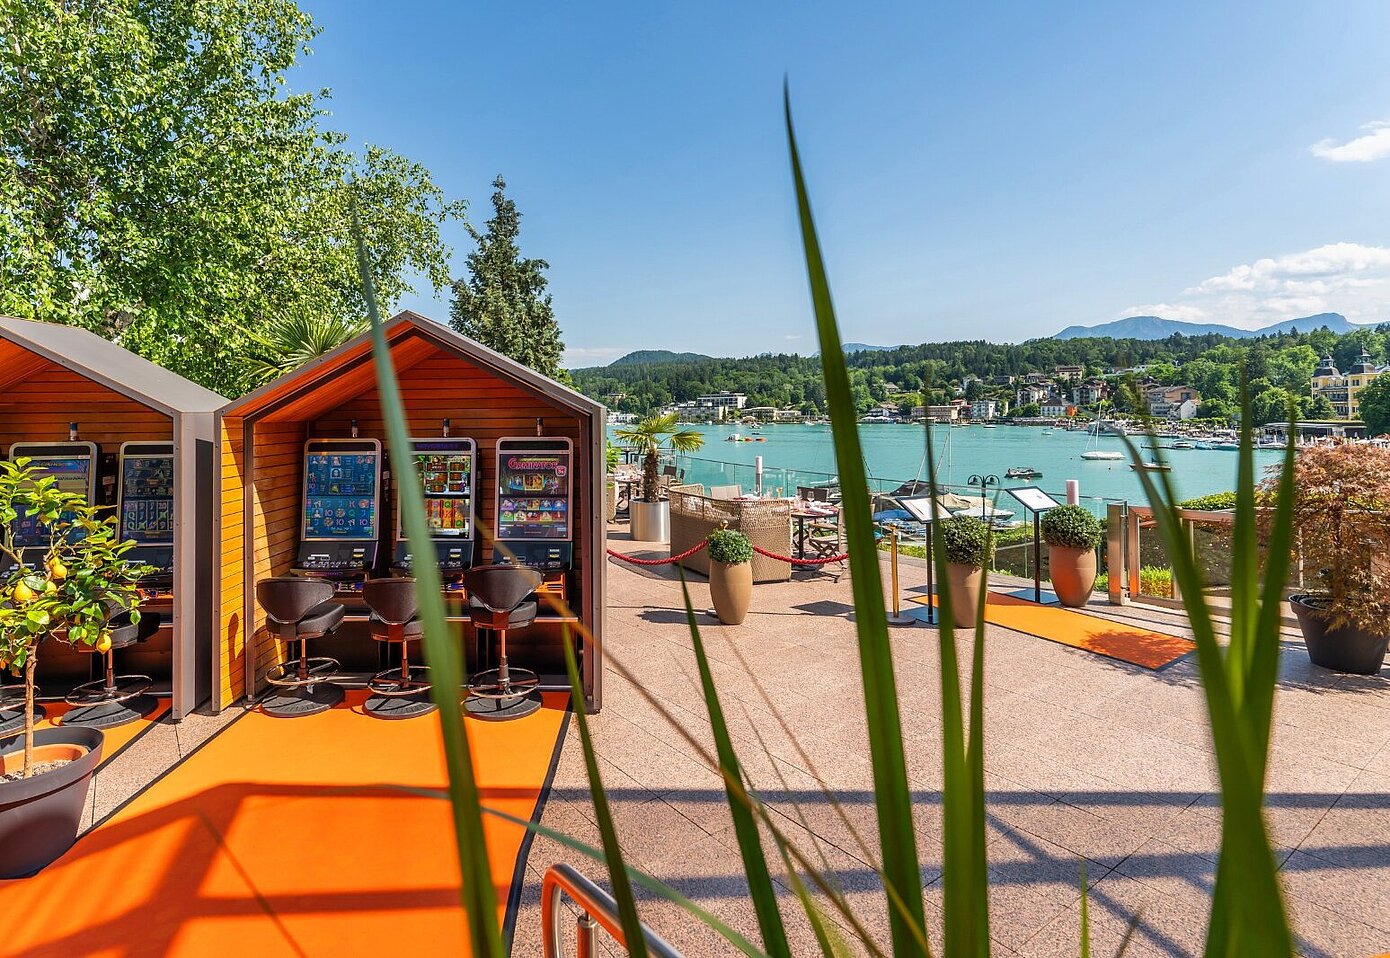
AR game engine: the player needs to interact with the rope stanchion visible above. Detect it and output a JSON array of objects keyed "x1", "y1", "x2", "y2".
[{"x1": 606, "y1": 540, "x2": 707, "y2": 566}]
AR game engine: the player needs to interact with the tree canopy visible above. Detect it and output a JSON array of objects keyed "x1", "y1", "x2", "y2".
[
  {"x1": 0, "y1": 0, "x2": 462, "y2": 396},
  {"x1": 450, "y1": 175, "x2": 565, "y2": 379}
]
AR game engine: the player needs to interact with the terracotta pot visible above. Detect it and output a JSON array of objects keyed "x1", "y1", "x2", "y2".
[
  {"x1": 946, "y1": 563, "x2": 983, "y2": 629},
  {"x1": 1048, "y1": 545, "x2": 1097, "y2": 608},
  {"x1": 709, "y1": 560, "x2": 754, "y2": 625},
  {"x1": 0, "y1": 725, "x2": 104, "y2": 878},
  {"x1": 1290, "y1": 594, "x2": 1390, "y2": 675}
]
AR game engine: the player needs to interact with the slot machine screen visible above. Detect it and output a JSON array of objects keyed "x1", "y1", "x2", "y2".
[
  {"x1": 303, "y1": 448, "x2": 381, "y2": 540},
  {"x1": 497, "y1": 446, "x2": 571, "y2": 541},
  {"x1": 119, "y1": 454, "x2": 175, "y2": 545},
  {"x1": 9, "y1": 447, "x2": 96, "y2": 548},
  {"x1": 400, "y1": 439, "x2": 474, "y2": 540}
]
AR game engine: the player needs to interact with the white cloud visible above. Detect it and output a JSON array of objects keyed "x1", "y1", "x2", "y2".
[
  {"x1": 562, "y1": 345, "x2": 630, "y2": 368},
  {"x1": 1310, "y1": 120, "x2": 1390, "y2": 163},
  {"x1": 1121, "y1": 243, "x2": 1390, "y2": 329},
  {"x1": 784, "y1": 333, "x2": 802, "y2": 341}
]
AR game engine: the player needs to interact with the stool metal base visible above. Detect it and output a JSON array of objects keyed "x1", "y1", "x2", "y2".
[
  {"x1": 467, "y1": 666, "x2": 539, "y2": 701},
  {"x1": 265, "y1": 656, "x2": 339, "y2": 689},
  {"x1": 62, "y1": 694, "x2": 159, "y2": 730},
  {"x1": 66, "y1": 674, "x2": 153, "y2": 708},
  {"x1": 465, "y1": 690, "x2": 542, "y2": 721},
  {"x1": 0, "y1": 703, "x2": 45, "y2": 737},
  {"x1": 260, "y1": 682, "x2": 344, "y2": 718},
  {"x1": 365, "y1": 692, "x2": 437, "y2": 720}
]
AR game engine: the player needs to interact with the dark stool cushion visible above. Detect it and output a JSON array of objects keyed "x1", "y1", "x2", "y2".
[
  {"x1": 369, "y1": 615, "x2": 424, "y2": 639},
  {"x1": 469, "y1": 596, "x2": 537, "y2": 630},
  {"x1": 298, "y1": 601, "x2": 346, "y2": 637}
]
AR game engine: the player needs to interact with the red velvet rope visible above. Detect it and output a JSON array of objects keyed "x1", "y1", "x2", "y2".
[
  {"x1": 751, "y1": 545, "x2": 849, "y2": 564},
  {"x1": 606, "y1": 540, "x2": 708, "y2": 566}
]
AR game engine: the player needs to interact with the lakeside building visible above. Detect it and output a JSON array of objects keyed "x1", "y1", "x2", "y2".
[
  {"x1": 1040, "y1": 395, "x2": 1074, "y2": 418},
  {"x1": 1145, "y1": 385, "x2": 1202, "y2": 419},
  {"x1": 1312, "y1": 351, "x2": 1385, "y2": 419},
  {"x1": 971, "y1": 398, "x2": 1005, "y2": 420},
  {"x1": 1054, "y1": 364, "x2": 1086, "y2": 382},
  {"x1": 923, "y1": 404, "x2": 959, "y2": 423},
  {"x1": 696, "y1": 391, "x2": 747, "y2": 411}
]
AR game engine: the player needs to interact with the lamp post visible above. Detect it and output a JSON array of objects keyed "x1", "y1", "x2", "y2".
[{"x1": 968, "y1": 473, "x2": 998, "y2": 519}]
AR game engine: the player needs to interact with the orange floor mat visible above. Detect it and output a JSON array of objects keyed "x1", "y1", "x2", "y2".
[
  {"x1": 910, "y1": 591, "x2": 1194, "y2": 669},
  {"x1": 1, "y1": 690, "x2": 570, "y2": 957},
  {"x1": 38, "y1": 697, "x2": 172, "y2": 768}
]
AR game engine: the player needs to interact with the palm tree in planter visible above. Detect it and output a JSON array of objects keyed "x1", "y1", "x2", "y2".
[
  {"x1": 0, "y1": 458, "x2": 148, "y2": 877},
  {"x1": 1264, "y1": 443, "x2": 1390, "y2": 674},
  {"x1": 613, "y1": 412, "x2": 705, "y2": 541},
  {"x1": 940, "y1": 515, "x2": 994, "y2": 629},
  {"x1": 1040, "y1": 504, "x2": 1102, "y2": 607}
]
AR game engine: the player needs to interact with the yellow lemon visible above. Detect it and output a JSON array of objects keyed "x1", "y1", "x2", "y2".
[
  {"x1": 47, "y1": 561, "x2": 66, "y2": 582},
  {"x1": 96, "y1": 635, "x2": 112, "y2": 654},
  {"x1": 43, "y1": 580, "x2": 56, "y2": 594},
  {"x1": 12, "y1": 580, "x2": 35, "y2": 603}
]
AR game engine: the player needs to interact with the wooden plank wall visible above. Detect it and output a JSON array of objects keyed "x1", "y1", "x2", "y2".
[
  {"x1": 246, "y1": 420, "x2": 305, "y2": 698},
  {"x1": 216, "y1": 416, "x2": 246, "y2": 709},
  {"x1": 0, "y1": 360, "x2": 172, "y2": 449}
]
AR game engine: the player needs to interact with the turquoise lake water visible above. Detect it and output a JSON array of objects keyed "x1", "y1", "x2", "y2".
[{"x1": 617, "y1": 422, "x2": 1280, "y2": 509}]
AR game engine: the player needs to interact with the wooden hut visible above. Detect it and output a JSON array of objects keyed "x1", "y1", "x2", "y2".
[
  {"x1": 214, "y1": 311, "x2": 608, "y2": 713},
  {"x1": 0, "y1": 316, "x2": 224, "y2": 720}
]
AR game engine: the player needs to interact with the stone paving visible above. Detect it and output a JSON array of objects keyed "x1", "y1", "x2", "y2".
[{"x1": 512, "y1": 534, "x2": 1390, "y2": 958}]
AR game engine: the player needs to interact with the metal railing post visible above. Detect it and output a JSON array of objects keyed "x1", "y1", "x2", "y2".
[
  {"x1": 1126, "y1": 507, "x2": 1142, "y2": 600},
  {"x1": 1106, "y1": 502, "x2": 1126, "y2": 605}
]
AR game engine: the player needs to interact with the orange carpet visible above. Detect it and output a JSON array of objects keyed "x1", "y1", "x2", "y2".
[
  {"x1": 2, "y1": 690, "x2": 570, "y2": 957},
  {"x1": 910, "y1": 591, "x2": 1194, "y2": 669},
  {"x1": 38, "y1": 697, "x2": 172, "y2": 768}
]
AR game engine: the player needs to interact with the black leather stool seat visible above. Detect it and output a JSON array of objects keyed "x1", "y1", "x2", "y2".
[
  {"x1": 370, "y1": 614, "x2": 423, "y2": 637},
  {"x1": 468, "y1": 595, "x2": 537, "y2": 629},
  {"x1": 296, "y1": 601, "x2": 346, "y2": 637}
]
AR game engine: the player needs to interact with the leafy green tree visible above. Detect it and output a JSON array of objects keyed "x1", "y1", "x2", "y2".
[
  {"x1": 1355, "y1": 375, "x2": 1390, "y2": 436},
  {"x1": 0, "y1": 0, "x2": 462, "y2": 396},
  {"x1": 1304, "y1": 394, "x2": 1337, "y2": 421},
  {"x1": 1012, "y1": 402, "x2": 1041, "y2": 418},
  {"x1": 450, "y1": 176, "x2": 565, "y2": 379},
  {"x1": 1251, "y1": 386, "x2": 1299, "y2": 426}
]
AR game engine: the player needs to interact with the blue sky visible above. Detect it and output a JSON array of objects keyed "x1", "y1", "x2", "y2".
[{"x1": 295, "y1": 1, "x2": 1390, "y2": 365}]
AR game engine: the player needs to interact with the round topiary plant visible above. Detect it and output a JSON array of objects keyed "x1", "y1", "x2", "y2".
[
  {"x1": 1040, "y1": 504, "x2": 1102, "y2": 551},
  {"x1": 706, "y1": 528, "x2": 753, "y2": 565},
  {"x1": 940, "y1": 515, "x2": 994, "y2": 568}
]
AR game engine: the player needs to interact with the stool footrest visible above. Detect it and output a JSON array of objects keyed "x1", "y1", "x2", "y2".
[
  {"x1": 467, "y1": 666, "x2": 539, "y2": 700},
  {"x1": 265, "y1": 657, "x2": 340, "y2": 689},
  {"x1": 366, "y1": 665, "x2": 432, "y2": 698},
  {"x1": 65, "y1": 674, "x2": 153, "y2": 707}
]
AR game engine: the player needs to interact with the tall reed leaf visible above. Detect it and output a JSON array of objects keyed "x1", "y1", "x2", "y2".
[
  {"x1": 1122, "y1": 380, "x2": 1294, "y2": 956},
  {"x1": 563, "y1": 633, "x2": 650, "y2": 958},
  {"x1": 352, "y1": 211, "x2": 503, "y2": 956},
  {"x1": 923, "y1": 426, "x2": 991, "y2": 956},
  {"x1": 785, "y1": 84, "x2": 929, "y2": 957},
  {"x1": 677, "y1": 576, "x2": 793, "y2": 957}
]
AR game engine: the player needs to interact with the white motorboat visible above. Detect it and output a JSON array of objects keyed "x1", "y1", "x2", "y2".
[{"x1": 1081, "y1": 450, "x2": 1124, "y2": 461}]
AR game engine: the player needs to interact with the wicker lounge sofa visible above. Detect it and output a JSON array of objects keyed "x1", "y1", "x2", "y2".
[{"x1": 668, "y1": 484, "x2": 793, "y2": 583}]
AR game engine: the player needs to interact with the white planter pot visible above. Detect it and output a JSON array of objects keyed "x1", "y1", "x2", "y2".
[{"x1": 630, "y1": 500, "x2": 670, "y2": 543}]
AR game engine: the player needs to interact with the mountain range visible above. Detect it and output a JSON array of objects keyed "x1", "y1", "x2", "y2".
[
  {"x1": 608, "y1": 349, "x2": 713, "y2": 367},
  {"x1": 1054, "y1": 312, "x2": 1364, "y2": 340}
]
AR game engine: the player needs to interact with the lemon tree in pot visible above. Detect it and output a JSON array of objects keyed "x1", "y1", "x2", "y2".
[
  {"x1": 940, "y1": 515, "x2": 993, "y2": 629},
  {"x1": 612, "y1": 413, "x2": 704, "y2": 542},
  {"x1": 0, "y1": 458, "x2": 147, "y2": 877},
  {"x1": 706, "y1": 527, "x2": 754, "y2": 625},
  {"x1": 1262, "y1": 444, "x2": 1390, "y2": 675},
  {"x1": 1040, "y1": 504, "x2": 1102, "y2": 607}
]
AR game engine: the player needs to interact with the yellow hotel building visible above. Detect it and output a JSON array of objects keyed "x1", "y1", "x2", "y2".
[{"x1": 1312, "y1": 350, "x2": 1384, "y2": 419}]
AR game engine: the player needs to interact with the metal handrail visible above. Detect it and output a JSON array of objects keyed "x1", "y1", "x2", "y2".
[{"x1": 541, "y1": 863, "x2": 684, "y2": 958}]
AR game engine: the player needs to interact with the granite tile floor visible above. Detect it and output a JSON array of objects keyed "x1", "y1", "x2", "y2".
[
  {"x1": 511, "y1": 534, "x2": 1390, "y2": 958},
  {"x1": 64, "y1": 534, "x2": 1390, "y2": 957}
]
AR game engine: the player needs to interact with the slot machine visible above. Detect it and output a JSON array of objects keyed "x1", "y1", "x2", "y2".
[
  {"x1": 4, "y1": 441, "x2": 110, "y2": 572},
  {"x1": 116, "y1": 442, "x2": 176, "y2": 588},
  {"x1": 293, "y1": 438, "x2": 383, "y2": 590},
  {"x1": 391, "y1": 436, "x2": 476, "y2": 580},
  {"x1": 493, "y1": 438, "x2": 574, "y2": 605}
]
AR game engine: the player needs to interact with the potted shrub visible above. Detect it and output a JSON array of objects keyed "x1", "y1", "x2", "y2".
[
  {"x1": 1040, "y1": 504, "x2": 1102, "y2": 607},
  {"x1": 0, "y1": 458, "x2": 147, "y2": 877},
  {"x1": 613, "y1": 413, "x2": 705, "y2": 542},
  {"x1": 940, "y1": 515, "x2": 994, "y2": 629},
  {"x1": 1263, "y1": 444, "x2": 1390, "y2": 674},
  {"x1": 706, "y1": 528, "x2": 754, "y2": 625}
]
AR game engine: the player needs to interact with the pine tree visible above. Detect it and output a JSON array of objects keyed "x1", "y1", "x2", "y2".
[{"x1": 450, "y1": 176, "x2": 566, "y2": 378}]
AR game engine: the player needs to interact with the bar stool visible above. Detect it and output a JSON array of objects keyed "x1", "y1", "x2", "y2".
[
  {"x1": 363, "y1": 577, "x2": 435, "y2": 720},
  {"x1": 464, "y1": 564, "x2": 542, "y2": 721},
  {"x1": 256, "y1": 577, "x2": 346, "y2": 718},
  {"x1": 62, "y1": 606, "x2": 163, "y2": 729}
]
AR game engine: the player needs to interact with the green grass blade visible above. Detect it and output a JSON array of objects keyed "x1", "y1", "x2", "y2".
[
  {"x1": 677, "y1": 575, "x2": 792, "y2": 957},
  {"x1": 352, "y1": 210, "x2": 503, "y2": 957},
  {"x1": 563, "y1": 633, "x2": 650, "y2": 958},
  {"x1": 785, "y1": 83, "x2": 928, "y2": 957},
  {"x1": 1079, "y1": 860, "x2": 1090, "y2": 958}
]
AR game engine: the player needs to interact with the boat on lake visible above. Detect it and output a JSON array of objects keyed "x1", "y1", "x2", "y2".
[
  {"x1": 1081, "y1": 450, "x2": 1124, "y2": 461},
  {"x1": 1172, "y1": 440, "x2": 1195, "y2": 449},
  {"x1": 1005, "y1": 466, "x2": 1043, "y2": 479},
  {"x1": 1130, "y1": 461, "x2": 1172, "y2": 473}
]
